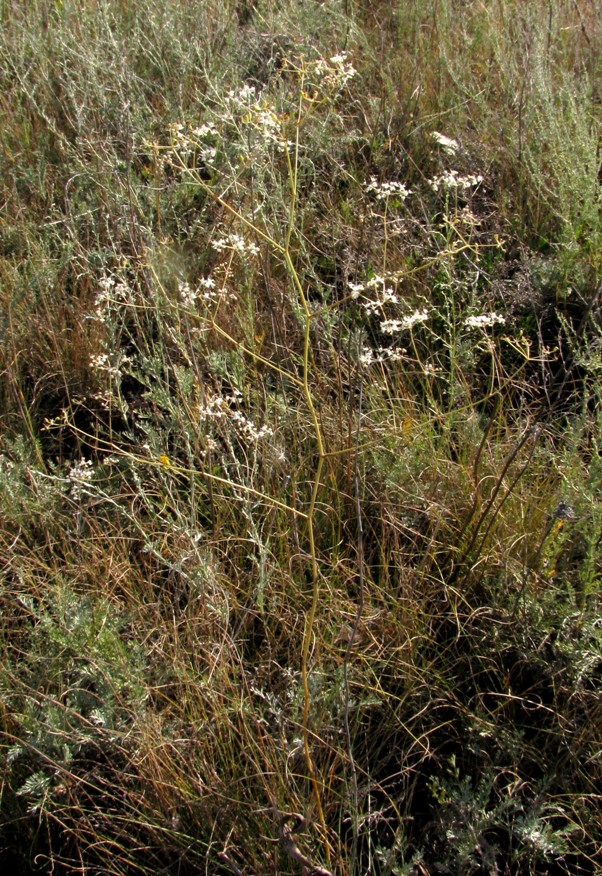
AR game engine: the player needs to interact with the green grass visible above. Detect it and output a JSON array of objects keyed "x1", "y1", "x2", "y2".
[{"x1": 1, "y1": 1, "x2": 601, "y2": 873}]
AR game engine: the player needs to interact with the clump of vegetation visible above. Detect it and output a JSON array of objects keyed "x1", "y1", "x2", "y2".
[{"x1": 1, "y1": 1, "x2": 600, "y2": 873}]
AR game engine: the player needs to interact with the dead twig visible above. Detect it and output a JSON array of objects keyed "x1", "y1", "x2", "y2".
[{"x1": 279, "y1": 814, "x2": 334, "y2": 876}]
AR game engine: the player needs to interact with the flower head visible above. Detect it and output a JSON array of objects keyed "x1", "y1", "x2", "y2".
[
  {"x1": 212, "y1": 233, "x2": 260, "y2": 257},
  {"x1": 429, "y1": 169, "x2": 484, "y2": 193},
  {"x1": 365, "y1": 176, "x2": 411, "y2": 202},
  {"x1": 380, "y1": 309, "x2": 429, "y2": 334},
  {"x1": 464, "y1": 313, "x2": 505, "y2": 330}
]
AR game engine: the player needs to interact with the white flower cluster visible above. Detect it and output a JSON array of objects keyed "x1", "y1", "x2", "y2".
[
  {"x1": 191, "y1": 122, "x2": 219, "y2": 139},
  {"x1": 365, "y1": 176, "x2": 412, "y2": 202},
  {"x1": 199, "y1": 391, "x2": 273, "y2": 443},
  {"x1": 251, "y1": 106, "x2": 289, "y2": 151},
  {"x1": 348, "y1": 275, "x2": 430, "y2": 338},
  {"x1": 359, "y1": 346, "x2": 406, "y2": 367},
  {"x1": 169, "y1": 121, "x2": 186, "y2": 140},
  {"x1": 380, "y1": 309, "x2": 430, "y2": 334},
  {"x1": 431, "y1": 131, "x2": 459, "y2": 156},
  {"x1": 169, "y1": 121, "x2": 219, "y2": 167},
  {"x1": 67, "y1": 458, "x2": 95, "y2": 500},
  {"x1": 230, "y1": 409, "x2": 274, "y2": 443},
  {"x1": 309, "y1": 52, "x2": 356, "y2": 89},
  {"x1": 93, "y1": 274, "x2": 131, "y2": 323},
  {"x1": 222, "y1": 86, "x2": 291, "y2": 153},
  {"x1": 198, "y1": 391, "x2": 240, "y2": 419},
  {"x1": 212, "y1": 232, "x2": 260, "y2": 258},
  {"x1": 348, "y1": 274, "x2": 401, "y2": 306},
  {"x1": 225, "y1": 83, "x2": 258, "y2": 110},
  {"x1": 178, "y1": 277, "x2": 219, "y2": 308},
  {"x1": 348, "y1": 274, "x2": 430, "y2": 370},
  {"x1": 351, "y1": 285, "x2": 399, "y2": 315},
  {"x1": 464, "y1": 313, "x2": 505, "y2": 329},
  {"x1": 89, "y1": 352, "x2": 130, "y2": 379},
  {"x1": 198, "y1": 144, "x2": 218, "y2": 165},
  {"x1": 429, "y1": 169, "x2": 484, "y2": 193},
  {"x1": 178, "y1": 281, "x2": 198, "y2": 308}
]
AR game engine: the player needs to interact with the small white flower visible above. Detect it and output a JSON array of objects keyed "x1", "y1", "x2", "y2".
[
  {"x1": 90, "y1": 353, "x2": 110, "y2": 370},
  {"x1": 199, "y1": 145, "x2": 217, "y2": 165},
  {"x1": 464, "y1": 313, "x2": 505, "y2": 330},
  {"x1": 385, "y1": 348, "x2": 405, "y2": 362},
  {"x1": 178, "y1": 281, "x2": 197, "y2": 307},
  {"x1": 192, "y1": 122, "x2": 218, "y2": 138},
  {"x1": 92, "y1": 275, "x2": 131, "y2": 322},
  {"x1": 380, "y1": 319, "x2": 404, "y2": 334},
  {"x1": 255, "y1": 109, "x2": 279, "y2": 133},
  {"x1": 362, "y1": 299, "x2": 380, "y2": 315},
  {"x1": 226, "y1": 84, "x2": 257, "y2": 108},
  {"x1": 329, "y1": 53, "x2": 356, "y2": 83},
  {"x1": 429, "y1": 170, "x2": 484, "y2": 193},
  {"x1": 402, "y1": 308, "x2": 429, "y2": 329},
  {"x1": 212, "y1": 233, "x2": 260, "y2": 257},
  {"x1": 246, "y1": 105, "x2": 288, "y2": 151},
  {"x1": 365, "y1": 176, "x2": 411, "y2": 202},
  {"x1": 380, "y1": 288, "x2": 399, "y2": 304},
  {"x1": 238, "y1": 83, "x2": 256, "y2": 102},
  {"x1": 310, "y1": 53, "x2": 356, "y2": 88},
  {"x1": 365, "y1": 274, "x2": 387, "y2": 289},
  {"x1": 359, "y1": 347, "x2": 375, "y2": 366},
  {"x1": 380, "y1": 309, "x2": 429, "y2": 334},
  {"x1": 89, "y1": 353, "x2": 125, "y2": 379},
  {"x1": 67, "y1": 458, "x2": 95, "y2": 499}
]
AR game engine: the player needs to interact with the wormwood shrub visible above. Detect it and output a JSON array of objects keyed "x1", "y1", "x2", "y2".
[
  {"x1": 3, "y1": 583, "x2": 146, "y2": 794},
  {"x1": 1, "y1": 1, "x2": 601, "y2": 874},
  {"x1": 0, "y1": 578, "x2": 149, "y2": 871}
]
